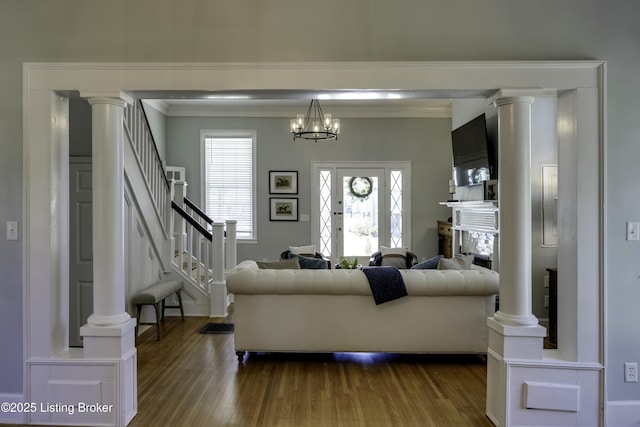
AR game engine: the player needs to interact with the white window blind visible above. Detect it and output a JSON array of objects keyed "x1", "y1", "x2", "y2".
[{"x1": 202, "y1": 133, "x2": 255, "y2": 240}]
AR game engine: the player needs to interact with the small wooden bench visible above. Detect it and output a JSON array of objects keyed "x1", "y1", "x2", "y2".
[{"x1": 132, "y1": 276, "x2": 185, "y2": 340}]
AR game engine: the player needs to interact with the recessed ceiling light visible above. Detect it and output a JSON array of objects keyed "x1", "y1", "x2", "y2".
[
  {"x1": 317, "y1": 92, "x2": 404, "y2": 101},
  {"x1": 204, "y1": 95, "x2": 251, "y2": 100}
]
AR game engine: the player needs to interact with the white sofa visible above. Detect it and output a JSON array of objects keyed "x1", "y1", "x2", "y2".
[{"x1": 226, "y1": 260, "x2": 499, "y2": 361}]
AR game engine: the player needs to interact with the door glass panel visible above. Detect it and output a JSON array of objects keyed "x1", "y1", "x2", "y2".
[
  {"x1": 342, "y1": 176, "x2": 379, "y2": 257},
  {"x1": 319, "y1": 170, "x2": 332, "y2": 256},
  {"x1": 390, "y1": 170, "x2": 403, "y2": 247}
]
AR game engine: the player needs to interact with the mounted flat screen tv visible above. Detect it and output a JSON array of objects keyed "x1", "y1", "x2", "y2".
[{"x1": 451, "y1": 113, "x2": 496, "y2": 187}]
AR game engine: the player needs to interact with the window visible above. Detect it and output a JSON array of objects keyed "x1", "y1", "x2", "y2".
[{"x1": 201, "y1": 130, "x2": 256, "y2": 240}]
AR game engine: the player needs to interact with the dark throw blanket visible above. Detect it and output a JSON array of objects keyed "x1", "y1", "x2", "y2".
[{"x1": 361, "y1": 266, "x2": 408, "y2": 305}]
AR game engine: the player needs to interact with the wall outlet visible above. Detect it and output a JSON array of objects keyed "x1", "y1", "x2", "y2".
[
  {"x1": 625, "y1": 362, "x2": 638, "y2": 383},
  {"x1": 544, "y1": 295, "x2": 550, "y2": 308}
]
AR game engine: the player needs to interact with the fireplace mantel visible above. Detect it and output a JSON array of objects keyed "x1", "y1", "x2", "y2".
[
  {"x1": 441, "y1": 201, "x2": 499, "y2": 270},
  {"x1": 441, "y1": 201, "x2": 499, "y2": 234}
]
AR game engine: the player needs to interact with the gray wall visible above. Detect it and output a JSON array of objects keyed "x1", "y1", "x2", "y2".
[
  {"x1": 166, "y1": 116, "x2": 452, "y2": 263},
  {"x1": 1, "y1": 0, "x2": 639, "y2": 403},
  {"x1": 141, "y1": 102, "x2": 167, "y2": 162}
]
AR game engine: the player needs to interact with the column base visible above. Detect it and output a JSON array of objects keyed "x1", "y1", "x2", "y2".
[
  {"x1": 487, "y1": 316, "x2": 546, "y2": 426},
  {"x1": 488, "y1": 317, "x2": 546, "y2": 360},
  {"x1": 493, "y1": 309, "x2": 539, "y2": 327},
  {"x1": 209, "y1": 280, "x2": 229, "y2": 317},
  {"x1": 81, "y1": 318, "x2": 136, "y2": 359},
  {"x1": 26, "y1": 319, "x2": 138, "y2": 426},
  {"x1": 87, "y1": 311, "x2": 132, "y2": 327}
]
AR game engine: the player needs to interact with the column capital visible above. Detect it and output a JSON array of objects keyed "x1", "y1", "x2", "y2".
[
  {"x1": 488, "y1": 88, "x2": 556, "y2": 107},
  {"x1": 80, "y1": 90, "x2": 133, "y2": 107}
]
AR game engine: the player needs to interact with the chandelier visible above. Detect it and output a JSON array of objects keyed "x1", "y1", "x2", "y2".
[{"x1": 290, "y1": 99, "x2": 340, "y2": 142}]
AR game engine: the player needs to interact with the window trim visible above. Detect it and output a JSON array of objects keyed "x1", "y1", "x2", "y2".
[{"x1": 200, "y1": 129, "x2": 257, "y2": 243}]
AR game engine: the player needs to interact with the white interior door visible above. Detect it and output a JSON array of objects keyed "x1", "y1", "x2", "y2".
[
  {"x1": 335, "y1": 168, "x2": 386, "y2": 264},
  {"x1": 69, "y1": 158, "x2": 94, "y2": 347}
]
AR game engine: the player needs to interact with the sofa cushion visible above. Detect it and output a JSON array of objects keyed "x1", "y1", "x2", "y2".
[
  {"x1": 379, "y1": 246, "x2": 409, "y2": 268},
  {"x1": 380, "y1": 246, "x2": 407, "y2": 256},
  {"x1": 289, "y1": 244, "x2": 317, "y2": 256},
  {"x1": 287, "y1": 253, "x2": 329, "y2": 269},
  {"x1": 411, "y1": 255, "x2": 444, "y2": 270},
  {"x1": 437, "y1": 254, "x2": 475, "y2": 270},
  {"x1": 257, "y1": 258, "x2": 300, "y2": 269}
]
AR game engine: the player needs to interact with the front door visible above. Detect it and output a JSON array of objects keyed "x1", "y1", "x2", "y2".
[
  {"x1": 313, "y1": 162, "x2": 410, "y2": 266},
  {"x1": 335, "y1": 168, "x2": 385, "y2": 264}
]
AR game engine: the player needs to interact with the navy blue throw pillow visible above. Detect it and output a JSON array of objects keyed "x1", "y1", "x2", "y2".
[
  {"x1": 288, "y1": 253, "x2": 329, "y2": 269},
  {"x1": 410, "y1": 255, "x2": 444, "y2": 270}
]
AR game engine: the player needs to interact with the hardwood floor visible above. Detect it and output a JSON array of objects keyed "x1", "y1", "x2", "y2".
[{"x1": 129, "y1": 313, "x2": 494, "y2": 427}]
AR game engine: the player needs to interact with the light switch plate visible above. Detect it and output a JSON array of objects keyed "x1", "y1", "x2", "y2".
[
  {"x1": 6, "y1": 221, "x2": 18, "y2": 240},
  {"x1": 627, "y1": 222, "x2": 640, "y2": 241}
]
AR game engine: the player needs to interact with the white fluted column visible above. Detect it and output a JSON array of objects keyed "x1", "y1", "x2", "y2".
[
  {"x1": 492, "y1": 95, "x2": 538, "y2": 327},
  {"x1": 86, "y1": 94, "x2": 132, "y2": 327}
]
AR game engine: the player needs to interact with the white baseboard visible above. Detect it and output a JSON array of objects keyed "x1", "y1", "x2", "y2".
[
  {"x1": 607, "y1": 400, "x2": 640, "y2": 426},
  {"x1": 0, "y1": 393, "x2": 26, "y2": 424},
  {"x1": 164, "y1": 300, "x2": 211, "y2": 317}
]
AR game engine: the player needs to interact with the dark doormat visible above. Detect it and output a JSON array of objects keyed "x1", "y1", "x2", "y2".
[{"x1": 199, "y1": 323, "x2": 234, "y2": 334}]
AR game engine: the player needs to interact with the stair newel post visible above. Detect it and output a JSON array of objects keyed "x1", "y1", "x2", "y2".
[
  {"x1": 225, "y1": 220, "x2": 237, "y2": 270},
  {"x1": 210, "y1": 222, "x2": 227, "y2": 317}
]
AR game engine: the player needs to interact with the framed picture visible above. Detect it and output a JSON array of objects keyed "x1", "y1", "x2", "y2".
[
  {"x1": 270, "y1": 198, "x2": 298, "y2": 221},
  {"x1": 269, "y1": 171, "x2": 298, "y2": 194}
]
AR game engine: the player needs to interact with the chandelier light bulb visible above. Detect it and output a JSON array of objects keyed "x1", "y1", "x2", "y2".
[
  {"x1": 332, "y1": 118, "x2": 340, "y2": 133},
  {"x1": 324, "y1": 114, "x2": 332, "y2": 129}
]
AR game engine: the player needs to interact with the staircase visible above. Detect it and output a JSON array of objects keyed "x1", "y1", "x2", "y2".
[{"x1": 123, "y1": 100, "x2": 236, "y2": 317}]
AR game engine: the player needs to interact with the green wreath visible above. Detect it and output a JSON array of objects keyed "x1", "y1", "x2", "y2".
[{"x1": 348, "y1": 177, "x2": 373, "y2": 199}]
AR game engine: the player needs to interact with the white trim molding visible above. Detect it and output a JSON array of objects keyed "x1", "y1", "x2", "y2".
[{"x1": 23, "y1": 61, "x2": 606, "y2": 426}]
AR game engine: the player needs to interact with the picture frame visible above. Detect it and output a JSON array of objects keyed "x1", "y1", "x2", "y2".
[
  {"x1": 269, "y1": 171, "x2": 298, "y2": 194},
  {"x1": 484, "y1": 179, "x2": 498, "y2": 201},
  {"x1": 270, "y1": 198, "x2": 298, "y2": 221}
]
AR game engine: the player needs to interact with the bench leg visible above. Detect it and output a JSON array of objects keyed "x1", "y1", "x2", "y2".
[
  {"x1": 154, "y1": 302, "x2": 162, "y2": 341},
  {"x1": 176, "y1": 289, "x2": 185, "y2": 320},
  {"x1": 135, "y1": 304, "x2": 142, "y2": 338}
]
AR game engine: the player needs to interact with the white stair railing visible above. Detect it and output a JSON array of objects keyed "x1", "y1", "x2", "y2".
[
  {"x1": 122, "y1": 100, "x2": 236, "y2": 315},
  {"x1": 123, "y1": 100, "x2": 169, "y2": 229},
  {"x1": 168, "y1": 179, "x2": 237, "y2": 316}
]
